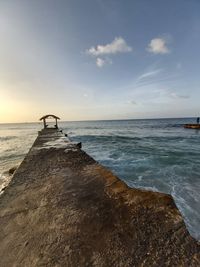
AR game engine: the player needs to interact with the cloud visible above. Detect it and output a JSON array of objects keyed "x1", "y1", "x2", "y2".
[
  {"x1": 147, "y1": 38, "x2": 170, "y2": 54},
  {"x1": 154, "y1": 88, "x2": 190, "y2": 100},
  {"x1": 87, "y1": 37, "x2": 132, "y2": 56},
  {"x1": 138, "y1": 69, "x2": 163, "y2": 80},
  {"x1": 151, "y1": 88, "x2": 190, "y2": 100},
  {"x1": 96, "y1": 57, "x2": 112, "y2": 67},
  {"x1": 169, "y1": 92, "x2": 190, "y2": 99},
  {"x1": 134, "y1": 67, "x2": 177, "y2": 89},
  {"x1": 126, "y1": 100, "x2": 137, "y2": 105},
  {"x1": 96, "y1": 58, "x2": 105, "y2": 67}
]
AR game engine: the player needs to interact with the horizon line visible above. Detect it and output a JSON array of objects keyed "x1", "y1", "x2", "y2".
[{"x1": 0, "y1": 116, "x2": 196, "y2": 125}]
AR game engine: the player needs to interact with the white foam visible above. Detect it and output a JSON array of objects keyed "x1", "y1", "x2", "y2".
[
  {"x1": 43, "y1": 137, "x2": 70, "y2": 148},
  {"x1": 0, "y1": 173, "x2": 11, "y2": 195}
]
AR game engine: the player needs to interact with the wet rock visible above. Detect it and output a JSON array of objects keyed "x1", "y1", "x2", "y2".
[
  {"x1": 76, "y1": 142, "x2": 82, "y2": 148},
  {"x1": 8, "y1": 166, "x2": 18, "y2": 175}
]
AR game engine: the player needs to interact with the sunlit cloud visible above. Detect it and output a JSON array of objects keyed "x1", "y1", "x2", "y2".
[
  {"x1": 96, "y1": 57, "x2": 105, "y2": 67},
  {"x1": 86, "y1": 37, "x2": 129, "y2": 67},
  {"x1": 96, "y1": 57, "x2": 112, "y2": 67},
  {"x1": 86, "y1": 37, "x2": 132, "y2": 56},
  {"x1": 147, "y1": 37, "x2": 170, "y2": 54}
]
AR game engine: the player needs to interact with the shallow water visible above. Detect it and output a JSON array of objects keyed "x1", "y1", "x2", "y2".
[{"x1": 0, "y1": 118, "x2": 200, "y2": 240}]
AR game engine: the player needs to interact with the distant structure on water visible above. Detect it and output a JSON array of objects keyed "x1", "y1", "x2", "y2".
[
  {"x1": 39, "y1": 114, "x2": 60, "y2": 129},
  {"x1": 184, "y1": 117, "x2": 200, "y2": 129}
]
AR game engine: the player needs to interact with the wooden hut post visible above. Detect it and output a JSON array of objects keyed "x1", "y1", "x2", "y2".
[
  {"x1": 43, "y1": 119, "x2": 46, "y2": 129},
  {"x1": 39, "y1": 115, "x2": 60, "y2": 129}
]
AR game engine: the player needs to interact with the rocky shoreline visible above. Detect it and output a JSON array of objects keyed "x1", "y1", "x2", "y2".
[{"x1": 0, "y1": 128, "x2": 199, "y2": 266}]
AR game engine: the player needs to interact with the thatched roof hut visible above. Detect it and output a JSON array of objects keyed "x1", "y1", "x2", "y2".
[{"x1": 39, "y1": 114, "x2": 60, "y2": 129}]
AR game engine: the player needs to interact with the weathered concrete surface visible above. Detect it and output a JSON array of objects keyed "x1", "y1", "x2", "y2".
[{"x1": 0, "y1": 129, "x2": 199, "y2": 267}]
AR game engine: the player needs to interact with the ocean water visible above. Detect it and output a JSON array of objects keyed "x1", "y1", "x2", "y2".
[{"x1": 0, "y1": 118, "x2": 200, "y2": 241}]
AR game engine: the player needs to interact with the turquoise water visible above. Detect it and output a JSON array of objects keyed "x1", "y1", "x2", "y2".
[{"x1": 0, "y1": 118, "x2": 200, "y2": 240}]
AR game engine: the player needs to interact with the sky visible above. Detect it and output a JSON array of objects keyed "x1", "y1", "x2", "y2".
[{"x1": 0, "y1": 0, "x2": 200, "y2": 122}]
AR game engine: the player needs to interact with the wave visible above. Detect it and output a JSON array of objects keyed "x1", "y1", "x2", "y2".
[
  {"x1": 0, "y1": 153, "x2": 25, "y2": 161},
  {"x1": 0, "y1": 173, "x2": 12, "y2": 194},
  {"x1": 0, "y1": 136, "x2": 17, "y2": 141},
  {"x1": 70, "y1": 134, "x2": 142, "y2": 142}
]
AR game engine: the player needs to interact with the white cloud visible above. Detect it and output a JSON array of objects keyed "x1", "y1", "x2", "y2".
[
  {"x1": 138, "y1": 69, "x2": 163, "y2": 80},
  {"x1": 96, "y1": 57, "x2": 112, "y2": 67},
  {"x1": 87, "y1": 37, "x2": 132, "y2": 56},
  {"x1": 96, "y1": 58, "x2": 105, "y2": 67},
  {"x1": 147, "y1": 38, "x2": 170, "y2": 54}
]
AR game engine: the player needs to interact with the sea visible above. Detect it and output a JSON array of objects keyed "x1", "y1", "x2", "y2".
[{"x1": 0, "y1": 118, "x2": 200, "y2": 241}]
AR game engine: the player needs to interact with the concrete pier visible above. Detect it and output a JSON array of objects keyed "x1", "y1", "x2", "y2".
[{"x1": 0, "y1": 129, "x2": 200, "y2": 266}]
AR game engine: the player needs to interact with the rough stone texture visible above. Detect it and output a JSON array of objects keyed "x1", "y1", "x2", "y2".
[
  {"x1": 8, "y1": 166, "x2": 18, "y2": 175},
  {"x1": 0, "y1": 129, "x2": 199, "y2": 267}
]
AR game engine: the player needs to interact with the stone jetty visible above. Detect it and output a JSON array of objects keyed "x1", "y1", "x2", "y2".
[{"x1": 0, "y1": 128, "x2": 200, "y2": 266}]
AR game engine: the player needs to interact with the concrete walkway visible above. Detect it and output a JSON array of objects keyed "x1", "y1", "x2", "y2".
[{"x1": 0, "y1": 129, "x2": 199, "y2": 266}]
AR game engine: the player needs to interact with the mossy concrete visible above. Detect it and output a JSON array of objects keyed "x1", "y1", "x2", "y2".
[{"x1": 0, "y1": 129, "x2": 199, "y2": 266}]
